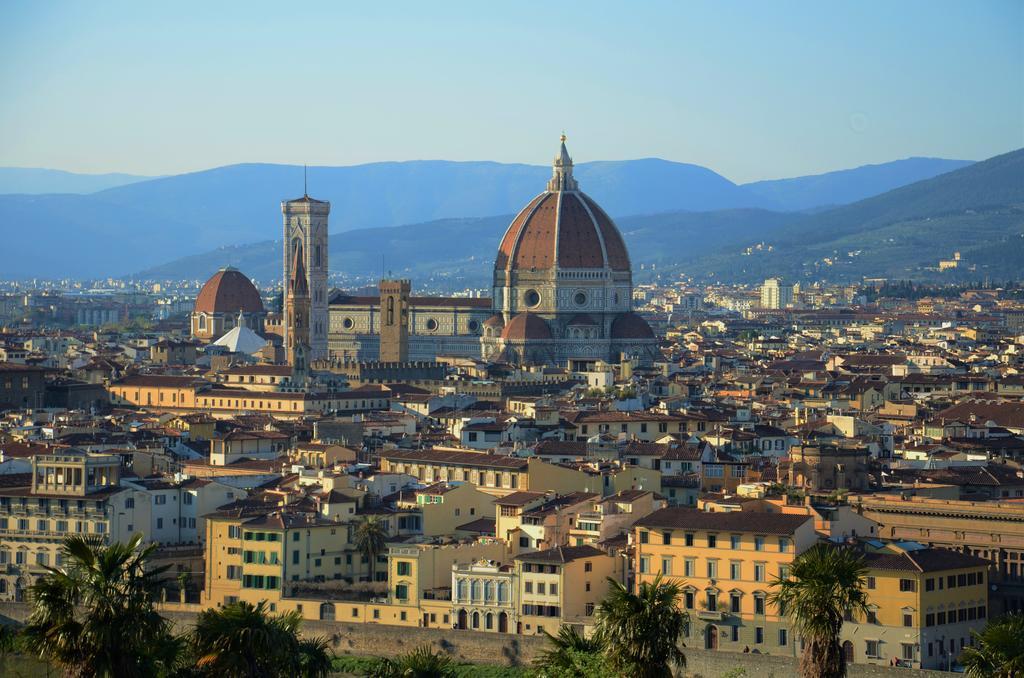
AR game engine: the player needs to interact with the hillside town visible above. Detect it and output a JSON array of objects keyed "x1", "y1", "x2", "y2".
[{"x1": 1, "y1": 142, "x2": 1023, "y2": 673}]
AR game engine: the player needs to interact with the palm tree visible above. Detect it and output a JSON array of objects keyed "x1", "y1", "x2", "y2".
[
  {"x1": 22, "y1": 534, "x2": 177, "y2": 677},
  {"x1": 960, "y1": 612, "x2": 1024, "y2": 677},
  {"x1": 190, "y1": 600, "x2": 333, "y2": 678},
  {"x1": 768, "y1": 543, "x2": 868, "y2": 678},
  {"x1": 368, "y1": 645, "x2": 455, "y2": 677},
  {"x1": 353, "y1": 515, "x2": 388, "y2": 583},
  {"x1": 594, "y1": 574, "x2": 687, "y2": 678},
  {"x1": 536, "y1": 625, "x2": 613, "y2": 677}
]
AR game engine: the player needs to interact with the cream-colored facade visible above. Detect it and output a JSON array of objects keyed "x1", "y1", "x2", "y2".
[{"x1": 514, "y1": 544, "x2": 622, "y2": 635}]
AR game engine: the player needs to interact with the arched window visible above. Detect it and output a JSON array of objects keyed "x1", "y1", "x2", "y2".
[
  {"x1": 387, "y1": 297, "x2": 395, "y2": 325},
  {"x1": 470, "y1": 579, "x2": 481, "y2": 601},
  {"x1": 472, "y1": 611, "x2": 480, "y2": 628},
  {"x1": 198, "y1": 315, "x2": 206, "y2": 330},
  {"x1": 456, "y1": 579, "x2": 466, "y2": 601},
  {"x1": 497, "y1": 581, "x2": 508, "y2": 603},
  {"x1": 315, "y1": 244, "x2": 321, "y2": 268},
  {"x1": 485, "y1": 612, "x2": 493, "y2": 630}
]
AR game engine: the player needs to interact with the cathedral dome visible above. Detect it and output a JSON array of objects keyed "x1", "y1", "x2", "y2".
[
  {"x1": 610, "y1": 312, "x2": 655, "y2": 339},
  {"x1": 501, "y1": 312, "x2": 553, "y2": 341},
  {"x1": 494, "y1": 137, "x2": 630, "y2": 274},
  {"x1": 195, "y1": 267, "x2": 264, "y2": 315}
]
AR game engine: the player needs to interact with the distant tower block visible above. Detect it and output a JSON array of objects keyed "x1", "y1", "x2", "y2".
[
  {"x1": 379, "y1": 279, "x2": 411, "y2": 362},
  {"x1": 282, "y1": 189, "x2": 330, "y2": 360}
]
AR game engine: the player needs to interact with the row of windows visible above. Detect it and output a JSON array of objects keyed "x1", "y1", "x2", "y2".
[
  {"x1": 242, "y1": 550, "x2": 280, "y2": 565},
  {"x1": 243, "y1": 531, "x2": 281, "y2": 542},
  {"x1": 580, "y1": 422, "x2": 678, "y2": 435},
  {"x1": 521, "y1": 604, "x2": 560, "y2": 617},
  {"x1": 241, "y1": 574, "x2": 281, "y2": 589},
  {"x1": 0, "y1": 518, "x2": 105, "y2": 534},
  {"x1": 640, "y1": 530, "x2": 791, "y2": 552},
  {"x1": 454, "y1": 578, "x2": 511, "y2": 603},
  {"x1": 640, "y1": 555, "x2": 788, "y2": 582},
  {"x1": 0, "y1": 550, "x2": 65, "y2": 566},
  {"x1": 924, "y1": 572, "x2": 984, "y2": 591},
  {"x1": 524, "y1": 580, "x2": 557, "y2": 595},
  {"x1": 521, "y1": 563, "x2": 560, "y2": 574},
  {"x1": 0, "y1": 497, "x2": 101, "y2": 511},
  {"x1": 924, "y1": 606, "x2": 987, "y2": 627}
]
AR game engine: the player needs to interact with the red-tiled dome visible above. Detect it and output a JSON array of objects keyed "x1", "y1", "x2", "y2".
[
  {"x1": 501, "y1": 313, "x2": 553, "y2": 341},
  {"x1": 610, "y1": 312, "x2": 654, "y2": 339},
  {"x1": 194, "y1": 267, "x2": 264, "y2": 314},
  {"x1": 494, "y1": 138, "x2": 630, "y2": 274},
  {"x1": 482, "y1": 314, "x2": 505, "y2": 328}
]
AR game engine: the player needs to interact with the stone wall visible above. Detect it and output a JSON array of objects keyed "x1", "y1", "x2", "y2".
[{"x1": 0, "y1": 602, "x2": 951, "y2": 677}]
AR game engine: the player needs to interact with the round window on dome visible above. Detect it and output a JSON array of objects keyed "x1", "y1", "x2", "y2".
[
  {"x1": 342, "y1": 317, "x2": 354, "y2": 330},
  {"x1": 468, "y1": 320, "x2": 479, "y2": 332},
  {"x1": 426, "y1": 318, "x2": 438, "y2": 331},
  {"x1": 574, "y1": 291, "x2": 587, "y2": 306},
  {"x1": 524, "y1": 290, "x2": 541, "y2": 307}
]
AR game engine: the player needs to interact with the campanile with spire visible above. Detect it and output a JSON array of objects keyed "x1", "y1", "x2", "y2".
[{"x1": 282, "y1": 182, "x2": 330, "y2": 361}]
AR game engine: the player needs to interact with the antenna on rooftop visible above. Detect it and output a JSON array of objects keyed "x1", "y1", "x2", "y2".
[{"x1": 303, "y1": 164, "x2": 308, "y2": 197}]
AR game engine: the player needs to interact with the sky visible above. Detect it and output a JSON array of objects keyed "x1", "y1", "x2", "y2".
[{"x1": 0, "y1": 1, "x2": 1021, "y2": 183}]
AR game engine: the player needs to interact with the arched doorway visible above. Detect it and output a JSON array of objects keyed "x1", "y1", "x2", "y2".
[
  {"x1": 843, "y1": 640, "x2": 854, "y2": 663},
  {"x1": 472, "y1": 611, "x2": 480, "y2": 629},
  {"x1": 498, "y1": 612, "x2": 508, "y2": 633},
  {"x1": 319, "y1": 602, "x2": 335, "y2": 621},
  {"x1": 485, "y1": 613, "x2": 493, "y2": 630},
  {"x1": 457, "y1": 609, "x2": 467, "y2": 630},
  {"x1": 705, "y1": 625, "x2": 718, "y2": 650}
]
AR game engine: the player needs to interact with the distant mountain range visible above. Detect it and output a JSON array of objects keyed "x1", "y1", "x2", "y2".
[
  {"x1": 0, "y1": 154, "x2": 996, "y2": 280},
  {"x1": 743, "y1": 157, "x2": 974, "y2": 211},
  {"x1": 136, "y1": 148, "x2": 1024, "y2": 286},
  {"x1": 0, "y1": 168, "x2": 153, "y2": 194}
]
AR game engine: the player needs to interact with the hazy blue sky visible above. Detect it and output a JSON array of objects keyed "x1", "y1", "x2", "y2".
[{"x1": 1, "y1": 1, "x2": 1021, "y2": 183}]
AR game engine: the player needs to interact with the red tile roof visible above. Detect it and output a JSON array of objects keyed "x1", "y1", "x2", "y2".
[{"x1": 194, "y1": 267, "x2": 264, "y2": 315}]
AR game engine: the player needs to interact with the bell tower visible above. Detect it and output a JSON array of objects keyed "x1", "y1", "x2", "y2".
[
  {"x1": 282, "y1": 182, "x2": 330, "y2": 361},
  {"x1": 286, "y1": 243, "x2": 311, "y2": 385},
  {"x1": 378, "y1": 279, "x2": 410, "y2": 362}
]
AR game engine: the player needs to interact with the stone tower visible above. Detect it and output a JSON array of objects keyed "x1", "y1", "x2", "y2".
[
  {"x1": 286, "y1": 243, "x2": 311, "y2": 384},
  {"x1": 282, "y1": 191, "x2": 330, "y2": 360},
  {"x1": 378, "y1": 279, "x2": 410, "y2": 362}
]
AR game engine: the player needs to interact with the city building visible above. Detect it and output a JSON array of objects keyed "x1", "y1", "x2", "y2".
[
  {"x1": 190, "y1": 267, "x2": 266, "y2": 341},
  {"x1": 282, "y1": 193, "x2": 330, "y2": 360},
  {"x1": 760, "y1": 278, "x2": 794, "y2": 310}
]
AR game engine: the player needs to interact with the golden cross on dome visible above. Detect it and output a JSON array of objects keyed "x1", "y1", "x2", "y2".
[{"x1": 560, "y1": 132, "x2": 567, "y2": 143}]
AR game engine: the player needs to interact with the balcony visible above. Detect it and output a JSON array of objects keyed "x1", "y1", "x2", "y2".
[{"x1": 696, "y1": 608, "x2": 726, "y2": 621}]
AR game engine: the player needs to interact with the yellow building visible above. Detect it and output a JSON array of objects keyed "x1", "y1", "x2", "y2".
[
  {"x1": 634, "y1": 507, "x2": 817, "y2": 654},
  {"x1": 852, "y1": 494, "x2": 1024, "y2": 616},
  {"x1": 203, "y1": 506, "x2": 375, "y2": 612},
  {"x1": 514, "y1": 544, "x2": 622, "y2": 635},
  {"x1": 290, "y1": 442, "x2": 357, "y2": 469},
  {"x1": 108, "y1": 374, "x2": 391, "y2": 420},
  {"x1": 381, "y1": 448, "x2": 655, "y2": 498},
  {"x1": 840, "y1": 542, "x2": 990, "y2": 669},
  {"x1": 392, "y1": 483, "x2": 496, "y2": 537},
  {"x1": 387, "y1": 539, "x2": 507, "y2": 615}
]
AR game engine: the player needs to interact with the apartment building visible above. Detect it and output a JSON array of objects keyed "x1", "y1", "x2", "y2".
[
  {"x1": 515, "y1": 544, "x2": 622, "y2": 635},
  {"x1": 841, "y1": 542, "x2": 990, "y2": 669},
  {"x1": 634, "y1": 508, "x2": 818, "y2": 655},
  {"x1": 0, "y1": 449, "x2": 235, "y2": 600}
]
